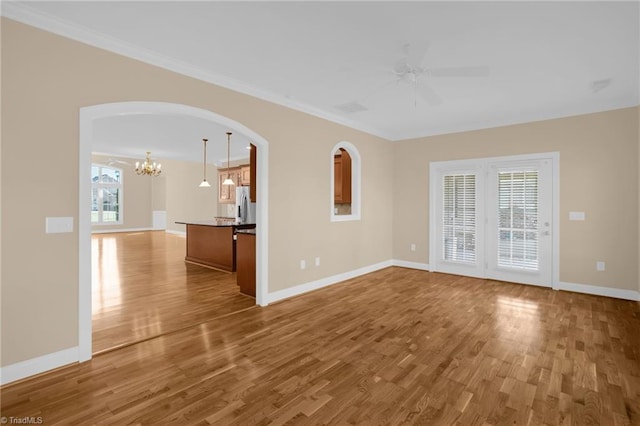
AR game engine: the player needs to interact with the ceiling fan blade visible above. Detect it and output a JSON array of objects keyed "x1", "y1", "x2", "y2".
[
  {"x1": 416, "y1": 81, "x2": 443, "y2": 106},
  {"x1": 404, "y1": 41, "x2": 430, "y2": 66},
  {"x1": 358, "y1": 77, "x2": 404, "y2": 103},
  {"x1": 427, "y1": 66, "x2": 489, "y2": 78},
  {"x1": 108, "y1": 158, "x2": 132, "y2": 166}
]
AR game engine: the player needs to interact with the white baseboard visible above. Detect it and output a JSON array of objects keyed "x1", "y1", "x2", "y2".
[
  {"x1": 266, "y1": 260, "x2": 393, "y2": 304},
  {"x1": 0, "y1": 346, "x2": 78, "y2": 386},
  {"x1": 392, "y1": 260, "x2": 430, "y2": 271},
  {"x1": 91, "y1": 227, "x2": 153, "y2": 234},
  {"x1": 165, "y1": 229, "x2": 186, "y2": 237},
  {"x1": 392, "y1": 260, "x2": 639, "y2": 302},
  {"x1": 558, "y1": 281, "x2": 640, "y2": 302}
]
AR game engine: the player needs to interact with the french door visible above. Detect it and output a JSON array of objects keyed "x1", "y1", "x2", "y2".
[{"x1": 430, "y1": 153, "x2": 556, "y2": 287}]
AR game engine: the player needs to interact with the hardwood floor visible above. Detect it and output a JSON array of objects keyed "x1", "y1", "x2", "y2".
[
  {"x1": 2, "y1": 267, "x2": 639, "y2": 425},
  {"x1": 92, "y1": 231, "x2": 255, "y2": 353}
]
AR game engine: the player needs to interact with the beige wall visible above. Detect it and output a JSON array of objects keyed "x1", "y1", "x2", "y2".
[
  {"x1": 91, "y1": 154, "x2": 153, "y2": 231},
  {"x1": 0, "y1": 19, "x2": 393, "y2": 366},
  {"x1": 393, "y1": 107, "x2": 640, "y2": 292},
  {"x1": 151, "y1": 176, "x2": 166, "y2": 212},
  {"x1": 164, "y1": 158, "x2": 218, "y2": 234}
]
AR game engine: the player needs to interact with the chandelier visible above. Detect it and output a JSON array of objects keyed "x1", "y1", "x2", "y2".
[{"x1": 135, "y1": 152, "x2": 162, "y2": 177}]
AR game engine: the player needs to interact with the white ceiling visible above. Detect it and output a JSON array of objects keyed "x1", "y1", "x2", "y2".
[
  {"x1": 92, "y1": 114, "x2": 252, "y2": 165},
  {"x1": 3, "y1": 1, "x2": 639, "y2": 162}
]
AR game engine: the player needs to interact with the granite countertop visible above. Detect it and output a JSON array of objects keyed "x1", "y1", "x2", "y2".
[
  {"x1": 175, "y1": 220, "x2": 256, "y2": 228},
  {"x1": 236, "y1": 229, "x2": 257, "y2": 235}
]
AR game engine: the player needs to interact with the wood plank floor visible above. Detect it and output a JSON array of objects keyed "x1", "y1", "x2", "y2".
[
  {"x1": 2, "y1": 267, "x2": 639, "y2": 425},
  {"x1": 92, "y1": 231, "x2": 255, "y2": 353}
]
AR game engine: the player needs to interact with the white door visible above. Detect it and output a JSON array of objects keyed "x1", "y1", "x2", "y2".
[
  {"x1": 430, "y1": 154, "x2": 556, "y2": 288},
  {"x1": 431, "y1": 164, "x2": 485, "y2": 278},
  {"x1": 485, "y1": 159, "x2": 553, "y2": 286}
]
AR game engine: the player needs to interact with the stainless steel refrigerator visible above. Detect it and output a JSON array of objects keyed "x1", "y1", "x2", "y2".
[{"x1": 235, "y1": 186, "x2": 256, "y2": 224}]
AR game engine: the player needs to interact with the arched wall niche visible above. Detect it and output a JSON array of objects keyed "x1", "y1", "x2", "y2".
[{"x1": 330, "y1": 141, "x2": 361, "y2": 222}]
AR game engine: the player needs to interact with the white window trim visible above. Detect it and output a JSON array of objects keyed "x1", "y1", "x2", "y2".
[
  {"x1": 330, "y1": 141, "x2": 361, "y2": 222},
  {"x1": 91, "y1": 163, "x2": 124, "y2": 226}
]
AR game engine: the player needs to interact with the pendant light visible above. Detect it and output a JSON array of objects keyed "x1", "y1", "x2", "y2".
[
  {"x1": 199, "y1": 138, "x2": 211, "y2": 187},
  {"x1": 222, "y1": 132, "x2": 234, "y2": 185}
]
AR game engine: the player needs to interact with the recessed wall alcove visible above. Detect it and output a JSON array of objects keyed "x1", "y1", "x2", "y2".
[{"x1": 330, "y1": 141, "x2": 361, "y2": 222}]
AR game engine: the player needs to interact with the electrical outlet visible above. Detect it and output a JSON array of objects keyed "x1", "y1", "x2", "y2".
[
  {"x1": 410, "y1": 243, "x2": 416, "y2": 252},
  {"x1": 596, "y1": 261, "x2": 605, "y2": 271},
  {"x1": 569, "y1": 211, "x2": 586, "y2": 221},
  {"x1": 300, "y1": 260, "x2": 306, "y2": 270},
  {"x1": 315, "y1": 257, "x2": 320, "y2": 267}
]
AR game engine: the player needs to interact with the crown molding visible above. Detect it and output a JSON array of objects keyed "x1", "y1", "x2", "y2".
[{"x1": 1, "y1": 2, "x2": 394, "y2": 141}]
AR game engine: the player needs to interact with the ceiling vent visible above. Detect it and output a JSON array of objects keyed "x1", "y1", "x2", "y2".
[
  {"x1": 591, "y1": 78, "x2": 612, "y2": 93},
  {"x1": 335, "y1": 101, "x2": 368, "y2": 114}
]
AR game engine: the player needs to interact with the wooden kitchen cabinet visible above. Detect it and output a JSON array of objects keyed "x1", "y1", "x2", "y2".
[
  {"x1": 240, "y1": 166, "x2": 251, "y2": 186},
  {"x1": 236, "y1": 231, "x2": 256, "y2": 297},
  {"x1": 334, "y1": 148, "x2": 352, "y2": 203},
  {"x1": 218, "y1": 168, "x2": 239, "y2": 204},
  {"x1": 218, "y1": 165, "x2": 251, "y2": 204}
]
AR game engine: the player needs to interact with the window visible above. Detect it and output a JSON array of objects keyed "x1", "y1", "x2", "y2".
[
  {"x1": 91, "y1": 164, "x2": 122, "y2": 225},
  {"x1": 330, "y1": 142, "x2": 361, "y2": 222}
]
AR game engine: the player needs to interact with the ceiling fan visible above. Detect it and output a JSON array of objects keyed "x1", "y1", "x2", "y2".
[
  {"x1": 354, "y1": 42, "x2": 489, "y2": 109},
  {"x1": 106, "y1": 158, "x2": 132, "y2": 167}
]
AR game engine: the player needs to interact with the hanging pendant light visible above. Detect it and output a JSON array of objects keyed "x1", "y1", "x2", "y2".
[
  {"x1": 222, "y1": 132, "x2": 234, "y2": 185},
  {"x1": 199, "y1": 138, "x2": 211, "y2": 187}
]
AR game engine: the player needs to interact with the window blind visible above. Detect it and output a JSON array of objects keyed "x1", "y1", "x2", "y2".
[
  {"x1": 442, "y1": 174, "x2": 476, "y2": 263},
  {"x1": 497, "y1": 171, "x2": 539, "y2": 270}
]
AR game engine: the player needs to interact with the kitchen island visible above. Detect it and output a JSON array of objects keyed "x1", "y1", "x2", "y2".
[{"x1": 175, "y1": 220, "x2": 256, "y2": 272}]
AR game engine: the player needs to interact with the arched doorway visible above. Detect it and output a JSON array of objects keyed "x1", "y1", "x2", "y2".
[{"x1": 78, "y1": 102, "x2": 269, "y2": 361}]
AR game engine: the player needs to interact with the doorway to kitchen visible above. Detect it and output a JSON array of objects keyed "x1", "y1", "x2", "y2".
[
  {"x1": 78, "y1": 101, "x2": 270, "y2": 361},
  {"x1": 429, "y1": 152, "x2": 559, "y2": 288}
]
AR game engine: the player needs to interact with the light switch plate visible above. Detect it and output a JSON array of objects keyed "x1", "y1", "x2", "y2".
[
  {"x1": 569, "y1": 211, "x2": 585, "y2": 221},
  {"x1": 46, "y1": 217, "x2": 74, "y2": 234}
]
